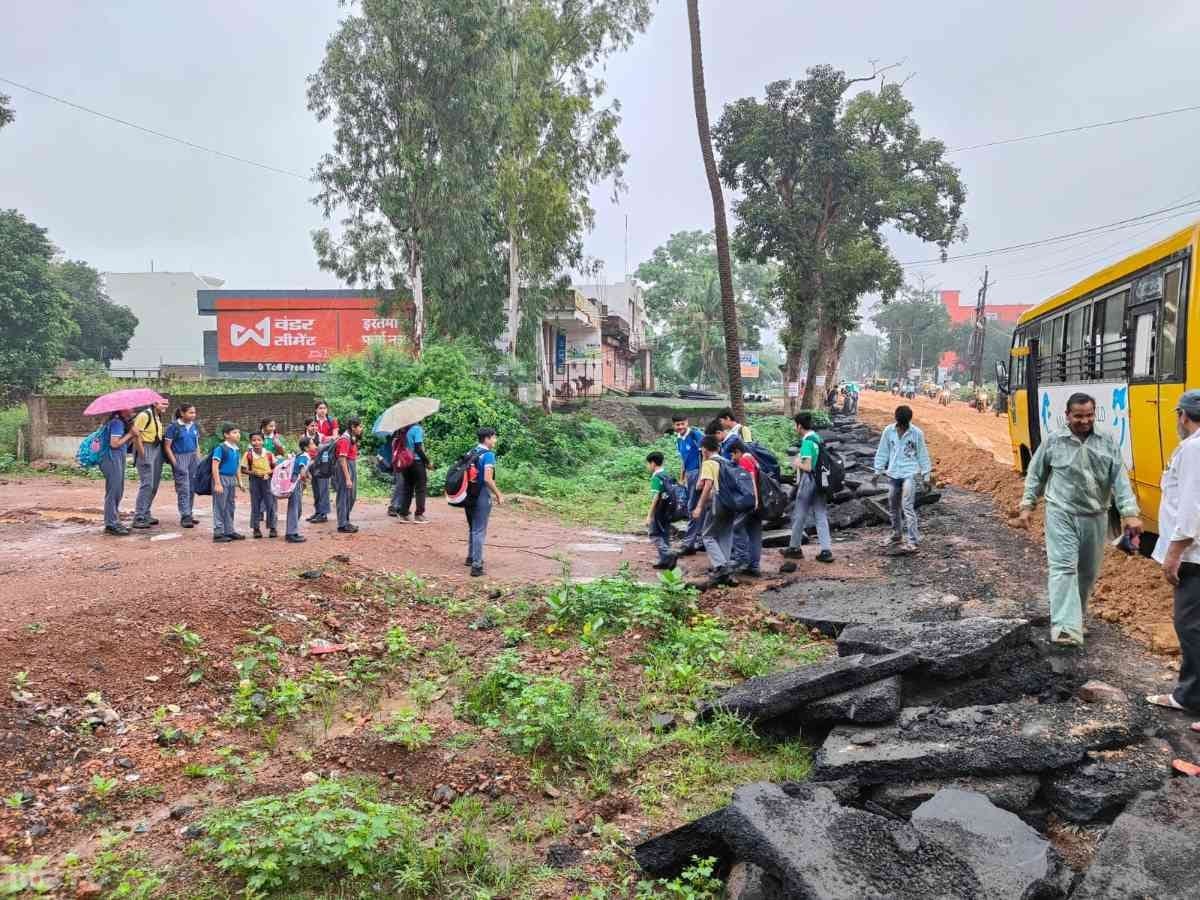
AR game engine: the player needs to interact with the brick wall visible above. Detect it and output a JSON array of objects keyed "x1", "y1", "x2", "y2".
[{"x1": 33, "y1": 393, "x2": 319, "y2": 458}]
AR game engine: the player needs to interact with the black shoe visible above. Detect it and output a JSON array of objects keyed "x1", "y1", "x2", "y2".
[
  {"x1": 815, "y1": 550, "x2": 834, "y2": 563},
  {"x1": 268, "y1": 528, "x2": 278, "y2": 538},
  {"x1": 229, "y1": 533, "x2": 247, "y2": 541},
  {"x1": 652, "y1": 557, "x2": 677, "y2": 570},
  {"x1": 146, "y1": 516, "x2": 159, "y2": 525},
  {"x1": 780, "y1": 547, "x2": 804, "y2": 559},
  {"x1": 464, "y1": 557, "x2": 473, "y2": 567},
  {"x1": 308, "y1": 514, "x2": 327, "y2": 524},
  {"x1": 286, "y1": 534, "x2": 306, "y2": 543},
  {"x1": 800, "y1": 535, "x2": 810, "y2": 546},
  {"x1": 213, "y1": 535, "x2": 233, "y2": 543},
  {"x1": 779, "y1": 561, "x2": 798, "y2": 574},
  {"x1": 253, "y1": 528, "x2": 263, "y2": 539},
  {"x1": 470, "y1": 566, "x2": 485, "y2": 577},
  {"x1": 386, "y1": 507, "x2": 398, "y2": 517},
  {"x1": 338, "y1": 524, "x2": 359, "y2": 533},
  {"x1": 678, "y1": 545, "x2": 699, "y2": 557},
  {"x1": 740, "y1": 567, "x2": 763, "y2": 578},
  {"x1": 104, "y1": 525, "x2": 131, "y2": 536},
  {"x1": 131, "y1": 518, "x2": 152, "y2": 529},
  {"x1": 396, "y1": 513, "x2": 411, "y2": 523},
  {"x1": 180, "y1": 517, "x2": 194, "y2": 529}
]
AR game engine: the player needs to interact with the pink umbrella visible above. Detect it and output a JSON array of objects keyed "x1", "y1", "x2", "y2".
[{"x1": 83, "y1": 388, "x2": 167, "y2": 416}]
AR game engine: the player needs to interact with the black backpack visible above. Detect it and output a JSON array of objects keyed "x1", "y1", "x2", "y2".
[
  {"x1": 655, "y1": 472, "x2": 690, "y2": 523},
  {"x1": 445, "y1": 448, "x2": 485, "y2": 507},
  {"x1": 757, "y1": 471, "x2": 790, "y2": 522},
  {"x1": 191, "y1": 448, "x2": 217, "y2": 496},
  {"x1": 309, "y1": 439, "x2": 339, "y2": 480},
  {"x1": 815, "y1": 442, "x2": 846, "y2": 498}
]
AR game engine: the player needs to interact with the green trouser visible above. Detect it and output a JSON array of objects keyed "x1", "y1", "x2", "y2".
[{"x1": 1044, "y1": 503, "x2": 1107, "y2": 642}]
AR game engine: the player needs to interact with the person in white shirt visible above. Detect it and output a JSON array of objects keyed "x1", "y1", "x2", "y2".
[{"x1": 1148, "y1": 390, "x2": 1200, "y2": 729}]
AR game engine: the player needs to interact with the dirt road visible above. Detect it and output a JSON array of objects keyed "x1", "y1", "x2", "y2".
[{"x1": 856, "y1": 388, "x2": 1180, "y2": 655}]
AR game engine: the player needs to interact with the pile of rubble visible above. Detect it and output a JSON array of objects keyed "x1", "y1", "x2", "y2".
[{"x1": 636, "y1": 592, "x2": 1200, "y2": 897}]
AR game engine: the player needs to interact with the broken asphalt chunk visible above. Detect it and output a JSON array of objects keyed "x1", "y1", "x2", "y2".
[
  {"x1": 813, "y1": 700, "x2": 1141, "y2": 785},
  {"x1": 1043, "y1": 738, "x2": 1171, "y2": 823},
  {"x1": 837, "y1": 617, "x2": 1031, "y2": 679},
  {"x1": 866, "y1": 774, "x2": 1041, "y2": 819},
  {"x1": 697, "y1": 651, "x2": 916, "y2": 723},
  {"x1": 802, "y1": 676, "x2": 902, "y2": 725}
]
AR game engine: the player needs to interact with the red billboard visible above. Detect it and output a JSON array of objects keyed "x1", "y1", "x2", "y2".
[{"x1": 199, "y1": 292, "x2": 412, "y2": 373}]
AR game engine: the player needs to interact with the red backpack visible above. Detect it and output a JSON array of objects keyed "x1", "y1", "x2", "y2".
[{"x1": 391, "y1": 427, "x2": 415, "y2": 471}]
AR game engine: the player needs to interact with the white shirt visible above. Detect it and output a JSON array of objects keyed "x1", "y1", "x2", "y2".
[{"x1": 1153, "y1": 428, "x2": 1200, "y2": 565}]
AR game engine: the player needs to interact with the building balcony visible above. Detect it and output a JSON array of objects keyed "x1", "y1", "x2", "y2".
[{"x1": 545, "y1": 290, "x2": 600, "y2": 326}]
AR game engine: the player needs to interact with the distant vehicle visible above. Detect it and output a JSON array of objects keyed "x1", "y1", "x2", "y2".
[{"x1": 871, "y1": 377, "x2": 889, "y2": 391}]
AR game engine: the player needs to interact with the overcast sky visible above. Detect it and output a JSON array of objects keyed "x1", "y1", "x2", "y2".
[{"x1": 4, "y1": 1, "x2": 1200, "y2": 333}]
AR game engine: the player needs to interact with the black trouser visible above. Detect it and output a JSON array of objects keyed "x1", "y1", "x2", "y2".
[
  {"x1": 1173, "y1": 562, "x2": 1200, "y2": 710},
  {"x1": 397, "y1": 461, "x2": 427, "y2": 517}
]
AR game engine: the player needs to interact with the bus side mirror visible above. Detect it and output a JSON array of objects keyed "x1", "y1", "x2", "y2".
[{"x1": 995, "y1": 360, "x2": 1009, "y2": 393}]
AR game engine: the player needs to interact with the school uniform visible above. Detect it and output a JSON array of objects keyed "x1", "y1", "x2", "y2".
[
  {"x1": 132, "y1": 408, "x2": 165, "y2": 524},
  {"x1": 391, "y1": 423, "x2": 429, "y2": 518},
  {"x1": 100, "y1": 416, "x2": 131, "y2": 529},
  {"x1": 733, "y1": 453, "x2": 763, "y2": 572},
  {"x1": 700, "y1": 456, "x2": 735, "y2": 571},
  {"x1": 164, "y1": 420, "x2": 200, "y2": 521},
  {"x1": 676, "y1": 427, "x2": 704, "y2": 551},
  {"x1": 242, "y1": 447, "x2": 278, "y2": 533},
  {"x1": 333, "y1": 433, "x2": 358, "y2": 529},
  {"x1": 286, "y1": 454, "x2": 309, "y2": 539},
  {"x1": 211, "y1": 442, "x2": 242, "y2": 538},
  {"x1": 648, "y1": 468, "x2": 673, "y2": 565},
  {"x1": 311, "y1": 416, "x2": 338, "y2": 518},
  {"x1": 466, "y1": 446, "x2": 497, "y2": 570}
]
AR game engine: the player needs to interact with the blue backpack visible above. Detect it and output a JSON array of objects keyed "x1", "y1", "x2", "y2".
[
  {"x1": 192, "y1": 448, "x2": 217, "y2": 496},
  {"x1": 745, "y1": 441, "x2": 781, "y2": 481},
  {"x1": 715, "y1": 458, "x2": 756, "y2": 515},
  {"x1": 76, "y1": 422, "x2": 111, "y2": 468}
]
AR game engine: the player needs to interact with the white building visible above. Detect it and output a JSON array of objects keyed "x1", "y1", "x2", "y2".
[{"x1": 102, "y1": 271, "x2": 224, "y2": 371}]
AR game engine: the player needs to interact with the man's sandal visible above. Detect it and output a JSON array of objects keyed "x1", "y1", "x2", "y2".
[{"x1": 1146, "y1": 693, "x2": 1187, "y2": 710}]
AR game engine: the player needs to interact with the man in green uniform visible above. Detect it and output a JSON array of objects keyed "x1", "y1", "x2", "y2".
[{"x1": 1019, "y1": 392, "x2": 1141, "y2": 646}]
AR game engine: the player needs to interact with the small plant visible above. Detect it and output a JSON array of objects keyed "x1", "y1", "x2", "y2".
[
  {"x1": 502, "y1": 625, "x2": 530, "y2": 647},
  {"x1": 23, "y1": 623, "x2": 45, "y2": 636},
  {"x1": 166, "y1": 622, "x2": 206, "y2": 684},
  {"x1": 90, "y1": 774, "x2": 119, "y2": 801},
  {"x1": 431, "y1": 641, "x2": 464, "y2": 675},
  {"x1": 269, "y1": 677, "x2": 307, "y2": 719},
  {"x1": 407, "y1": 677, "x2": 442, "y2": 710},
  {"x1": 346, "y1": 655, "x2": 384, "y2": 689},
  {"x1": 636, "y1": 855, "x2": 723, "y2": 899},
  {"x1": 91, "y1": 834, "x2": 165, "y2": 900},
  {"x1": 3, "y1": 792, "x2": 26, "y2": 811},
  {"x1": 10, "y1": 670, "x2": 31, "y2": 702},
  {"x1": 384, "y1": 624, "x2": 417, "y2": 663},
  {"x1": 0, "y1": 857, "x2": 54, "y2": 895},
  {"x1": 373, "y1": 710, "x2": 433, "y2": 751}
]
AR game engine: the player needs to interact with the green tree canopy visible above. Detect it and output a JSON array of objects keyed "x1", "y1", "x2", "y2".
[
  {"x1": 0, "y1": 210, "x2": 77, "y2": 393},
  {"x1": 872, "y1": 284, "x2": 955, "y2": 376},
  {"x1": 714, "y1": 65, "x2": 965, "y2": 408},
  {"x1": 635, "y1": 230, "x2": 775, "y2": 388},
  {"x1": 308, "y1": 0, "x2": 508, "y2": 356},
  {"x1": 54, "y1": 260, "x2": 139, "y2": 365}
]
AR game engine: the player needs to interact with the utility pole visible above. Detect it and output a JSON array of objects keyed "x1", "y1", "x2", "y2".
[{"x1": 969, "y1": 267, "x2": 990, "y2": 387}]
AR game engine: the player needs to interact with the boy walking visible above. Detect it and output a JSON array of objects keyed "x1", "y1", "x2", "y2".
[
  {"x1": 241, "y1": 431, "x2": 278, "y2": 538},
  {"x1": 728, "y1": 441, "x2": 763, "y2": 576},
  {"x1": 285, "y1": 437, "x2": 313, "y2": 544},
  {"x1": 645, "y1": 451, "x2": 677, "y2": 570},
  {"x1": 672, "y1": 416, "x2": 705, "y2": 554},
  {"x1": 466, "y1": 428, "x2": 503, "y2": 577},
  {"x1": 784, "y1": 412, "x2": 834, "y2": 563},
  {"x1": 334, "y1": 417, "x2": 364, "y2": 533},
  {"x1": 873, "y1": 405, "x2": 933, "y2": 554},
  {"x1": 211, "y1": 423, "x2": 245, "y2": 543},
  {"x1": 693, "y1": 435, "x2": 737, "y2": 586}
]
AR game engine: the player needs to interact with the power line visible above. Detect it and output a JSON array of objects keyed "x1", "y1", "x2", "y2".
[
  {"x1": 901, "y1": 198, "x2": 1200, "y2": 267},
  {"x1": 0, "y1": 76, "x2": 310, "y2": 181},
  {"x1": 948, "y1": 103, "x2": 1200, "y2": 153}
]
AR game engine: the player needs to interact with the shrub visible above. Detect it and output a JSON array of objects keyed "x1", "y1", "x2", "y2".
[
  {"x1": 373, "y1": 710, "x2": 434, "y2": 750},
  {"x1": 202, "y1": 780, "x2": 420, "y2": 894},
  {"x1": 545, "y1": 568, "x2": 697, "y2": 641}
]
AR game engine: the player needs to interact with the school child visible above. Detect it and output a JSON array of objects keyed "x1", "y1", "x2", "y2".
[
  {"x1": 241, "y1": 431, "x2": 278, "y2": 538},
  {"x1": 672, "y1": 415, "x2": 705, "y2": 554},
  {"x1": 211, "y1": 423, "x2": 245, "y2": 543},
  {"x1": 100, "y1": 409, "x2": 138, "y2": 535},
  {"x1": 645, "y1": 451, "x2": 677, "y2": 570},
  {"x1": 131, "y1": 398, "x2": 170, "y2": 528},
  {"x1": 309, "y1": 401, "x2": 339, "y2": 524},
  {"x1": 334, "y1": 417, "x2": 365, "y2": 533},
  {"x1": 465, "y1": 428, "x2": 503, "y2": 576},
  {"x1": 285, "y1": 437, "x2": 313, "y2": 543},
  {"x1": 692, "y1": 434, "x2": 736, "y2": 585},
  {"x1": 260, "y1": 418, "x2": 287, "y2": 456},
  {"x1": 728, "y1": 440, "x2": 763, "y2": 577},
  {"x1": 164, "y1": 404, "x2": 200, "y2": 528}
]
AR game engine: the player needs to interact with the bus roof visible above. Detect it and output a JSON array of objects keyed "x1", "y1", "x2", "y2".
[{"x1": 1016, "y1": 220, "x2": 1200, "y2": 327}]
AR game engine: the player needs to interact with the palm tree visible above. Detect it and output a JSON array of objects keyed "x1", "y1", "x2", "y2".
[{"x1": 686, "y1": 0, "x2": 744, "y2": 421}]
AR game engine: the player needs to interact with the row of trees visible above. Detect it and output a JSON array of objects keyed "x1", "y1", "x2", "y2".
[{"x1": 308, "y1": 0, "x2": 651, "y2": 381}]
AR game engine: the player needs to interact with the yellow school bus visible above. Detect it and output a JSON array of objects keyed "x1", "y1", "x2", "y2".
[{"x1": 999, "y1": 221, "x2": 1200, "y2": 535}]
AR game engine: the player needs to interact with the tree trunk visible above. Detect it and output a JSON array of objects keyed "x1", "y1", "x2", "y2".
[
  {"x1": 687, "y1": 0, "x2": 743, "y2": 422},
  {"x1": 537, "y1": 321, "x2": 553, "y2": 411},
  {"x1": 825, "y1": 331, "x2": 846, "y2": 385},
  {"x1": 783, "y1": 344, "x2": 804, "y2": 416},
  {"x1": 507, "y1": 228, "x2": 521, "y2": 360},
  {"x1": 801, "y1": 316, "x2": 839, "y2": 409},
  {"x1": 410, "y1": 242, "x2": 425, "y2": 359}
]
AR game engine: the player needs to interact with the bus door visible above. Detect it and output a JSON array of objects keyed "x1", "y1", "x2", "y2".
[{"x1": 1025, "y1": 337, "x2": 1042, "y2": 456}]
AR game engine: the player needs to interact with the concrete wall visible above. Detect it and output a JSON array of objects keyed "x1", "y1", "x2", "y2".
[
  {"x1": 103, "y1": 272, "x2": 224, "y2": 369},
  {"x1": 31, "y1": 392, "x2": 317, "y2": 460}
]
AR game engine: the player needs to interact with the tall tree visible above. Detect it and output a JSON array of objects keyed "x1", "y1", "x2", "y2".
[
  {"x1": 636, "y1": 229, "x2": 775, "y2": 388},
  {"x1": 714, "y1": 66, "x2": 965, "y2": 409},
  {"x1": 308, "y1": 0, "x2": 506, "y2": 357},
  {"x1": 872, "y1": 284, "x2": 955, "y2": 376},
  {"x1": 54, "y1": 260, "x2": 139, "y2": 364},
  {"x1": 0, "y1": 94, "x2": 13, "y2": 130},
  {"x1": 497, "y1": 0, "x2": 650, "y2": 368},
  {"x1": 0, "y1": 210, "x2": 77, "y2": 393},
  {"x1": 686, "y1": 0, "x2": 744, "y2": 421}
]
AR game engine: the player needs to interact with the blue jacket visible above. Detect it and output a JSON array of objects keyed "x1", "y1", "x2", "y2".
[{"x1": 874, "y1": 423, "x2": 932, "y2": 480}]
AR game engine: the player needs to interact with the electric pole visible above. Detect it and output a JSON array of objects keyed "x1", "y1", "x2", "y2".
[{"x1": 969, "y1": 267, "x2": 990, "y2": 387}]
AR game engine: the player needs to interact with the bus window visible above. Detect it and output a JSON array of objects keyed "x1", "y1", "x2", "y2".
[
  {"x1": 1159, "y1": 264, "x2": 1183, "y2": 380},
  {"x1": 1012, "y1": 330, "x2": 1026, "y2": 386},
  {"x1": 1066, "y1": 305, "x2": 1088, "y2": 380},
  {"x1": 1131, "y1": 309, "x2": 1156, "y2": 378},
  {"x1": 1100, "y1": 288, "x2": 1128, "y2": 377},
  {"x1": 1051, "y1": 316, "x2": 1065, "y2": 381}
]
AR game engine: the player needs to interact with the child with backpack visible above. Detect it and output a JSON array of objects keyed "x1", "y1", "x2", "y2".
[
  {"x1": 693, "y1": 434, "x2": 738, "y2": 586},
  {"x1": 98, "y1": 409, "x2": 138, "y2": 535},
  {"x1": 333, "y1": 417, "x2": 364, "y2": 533},
  {"x1": 308, "y1": 401, "x2": 338, "y2": 524},
  {"x1": 728, "y1": 440, "x2": 763, "y2": 577},
  {"x1": 260, "y1": 418, "x2": 287, "y2": 456},
  {"x1": 211, "y1": 422, "x2": 245, "y2": 543},
  {"x1": 645, "y1": 451, "x2": 678, "y2": 571},
  {"x1": 283, "y1": 436, "x2": 313, "y2": 543},
  {"x1": 388, "y1": 421, "x2": 431, "y2": 524},
  {"x1": 465, "y1": 428, "x2": 502, "y2": 576},
  {"x1": 783, "y1": 411, "x2": 834, "y2": 563},
  {"x1": 241, "y1": 431, "x2": 278, "y2": 538},
  {"x1": 164, "y1": 404, "x2": 200, "y2": 529}
]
